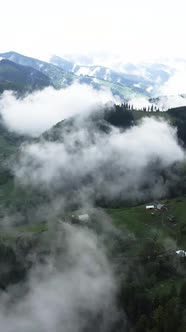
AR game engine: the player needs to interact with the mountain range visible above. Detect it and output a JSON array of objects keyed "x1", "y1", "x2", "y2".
[
  {"x1": 0, "y1": 51, "x2": 176, "y2": 100},
  {"x1": 0, "y1": 59, "x2": 51, "y2": 93},
  {"x1": 50, "y1": 55, "x2": 174, "y2": 96}
]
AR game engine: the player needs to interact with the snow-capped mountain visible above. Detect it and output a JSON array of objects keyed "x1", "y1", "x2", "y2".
[
  {"x1": 50, "y1": 55, "x2": 175, "y2": 96},
  {"x1": 0, "y1": 52, "x2": 151, "y2": 99},
  {"x1": 1, "y1": 51, "x2": 182, "y2": 101}
]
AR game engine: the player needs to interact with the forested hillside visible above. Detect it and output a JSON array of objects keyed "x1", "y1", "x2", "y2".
[
  {"x1": 0, "y1": 102, "x2": 185, "y2": 331},
  {"x1": 0, "y1": 59, "x2": 51, "y2": 93}
]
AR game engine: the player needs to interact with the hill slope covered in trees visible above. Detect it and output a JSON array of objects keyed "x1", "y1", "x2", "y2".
[{"x1": 0, "y1": 103, "x2": 185, "y2": 331}]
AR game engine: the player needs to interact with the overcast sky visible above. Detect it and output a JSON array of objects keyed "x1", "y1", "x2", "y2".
[{"x1": 1, "y1": 0, "x2": 186, "y2": 63}]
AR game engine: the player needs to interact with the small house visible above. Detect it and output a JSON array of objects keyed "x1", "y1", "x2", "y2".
[
  {"x1": 146, "y1": 205, "x2": 155, "y2": 210},
  {"x1": 156, "y1": 203, "x2": 165, "y2": 210},
  {"x1": 176, "y1": 250, "x2": 186, "y2": 257}
]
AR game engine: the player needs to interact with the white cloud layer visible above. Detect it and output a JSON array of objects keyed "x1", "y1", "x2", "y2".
[
  {"x1": 0, "y1": 84, "x2": 117, "y2": 136},
  {"x1": 15, "y1": 117, "x2": 185, "y2": 201},
  {"x1": 160, "y1": 67, "x2": 186, "y2": 96},
  {"x1": 0, "y1": 223, "x2": 120, "y2": 332}
]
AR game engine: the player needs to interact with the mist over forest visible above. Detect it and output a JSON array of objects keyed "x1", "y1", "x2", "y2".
[
  {"x1": 1, "y1": 0, "x2": 186, "y2": 330},
  {"x1": 0, "y1": 76, "x2": 185, "y2": 332}
]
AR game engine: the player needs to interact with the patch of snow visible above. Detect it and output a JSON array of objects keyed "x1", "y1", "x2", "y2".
[
  {"x1": 93, "y1": 78, "x2": 99, "y2": 83},
  {"x1": 146, "y1": 86, "x2": 153, "y2": 92},
  {"x1": 72, "y1": 64, "x2": 77, "y2": 72},
  {"x1": 133, "y1": 83, "x2": 141, "y2": 88},
  {"x1": 104, "y1": 68, "x2": 111, "y2": 81}
]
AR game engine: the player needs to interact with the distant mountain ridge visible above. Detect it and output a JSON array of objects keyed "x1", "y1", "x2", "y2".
[
  {"x1": 0, "y1": 51, "x2": 76, "y2": 89},
  {"x1": 0, "y1": 52, "x2": 152, "y2": 99},
  {"x1": 50, "y1": 55, "x2": 175, "y2": 96},
  {"x1": 0, "y1": 59, "x2": 51, "y2": 93},
  {"x1": 51, "y1": 55, "x2": 152, "y2": 94},
  {"x1": 0, "y1": 51, "x2": 178, "y2": 100}
]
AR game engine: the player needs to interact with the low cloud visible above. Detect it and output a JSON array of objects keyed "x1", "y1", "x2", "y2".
[
  {"x1": 0, "y1": 87, "x2": 185, "y2": 331},
  {"x1": 129, "y1": 96, "x2": 154, "y2": 110},
  {"x1": 14, "y1": 117, "x2": 185, "y2": 202},
  {"x1": 154, "y1": 94, "x2": 186, "y2": 111},
  {"x1": 160, "y1": 69, "x2": 186, "y2": 96},
  {"x1": 0, "y1": 84, "x2": 117, "y2": 137},
  {"x1": 0, "y1": 223, "x2": 122, "y2": 332}
]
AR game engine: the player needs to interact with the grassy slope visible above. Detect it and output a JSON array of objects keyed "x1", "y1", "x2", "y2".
[
  {"x1": 94, "y1": 78, "x2": 146, "y2": 99},
  {"x1": 107, "y1": 196, "x2": 186, "y2": 248},
  {"x1": 0, "y1": 194, "x2": 184, "y2": 294},
  {"x1": 0, "y1": 194, "x2": 185, "y2": 245},
  {"x1": 106, "y1": 196, "x2": 186, "y2": 296}
]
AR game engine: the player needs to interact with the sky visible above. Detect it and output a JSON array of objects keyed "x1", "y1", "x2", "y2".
[{"x1": 1, "y1": 0, "x2": 186, "y2": 63}]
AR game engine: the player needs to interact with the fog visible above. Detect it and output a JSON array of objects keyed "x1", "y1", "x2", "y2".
[
  {"x1": 14, "y1": 117, "x2": 185, "y2": 202},
  {"x1": 0, "y1": 223, "x2": 122, "y2": 332},
  {"x1": 129, "y1": 97, "x2": 156, "y2": 110},
  {"x1": 0, "y1": 85, "x2": 185, "y2": 331},
  {"x1": 0, "y1": 84, "x2": 118, "y2": 136},
  {"x1": 160, "y1": 61, "x2": 186, "y2": 96},
  {"x1": 0, "y1": 86, "x2": 127, "y2": 331},
  {"x1": 154, "y1": 94, "x2": 186, "y2": 111}
]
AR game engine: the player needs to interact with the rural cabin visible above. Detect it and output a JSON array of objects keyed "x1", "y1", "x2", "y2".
[
  {"x1": 176, "y1": 250, "x2": 186, "y2": 257},
  {"x1": 146, "y1": 205, "x2": 155, "y2": 210},
  {"x1": 145, "y1": 202, "x2": 166, "y2": 211}
]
